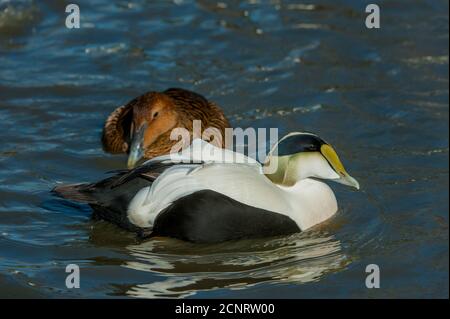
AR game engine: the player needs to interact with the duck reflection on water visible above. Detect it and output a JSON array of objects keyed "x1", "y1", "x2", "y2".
[{"x1": 118, "y1": 230, "x2": 348, "y2": 298}]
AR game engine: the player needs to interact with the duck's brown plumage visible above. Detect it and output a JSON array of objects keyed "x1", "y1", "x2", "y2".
[{"x1": 102, "y1": 88, "x2": 230, "y2": 162}]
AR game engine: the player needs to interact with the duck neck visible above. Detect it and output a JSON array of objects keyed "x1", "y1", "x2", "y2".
[
  {"x1": 264, "y1": 153, "x2": 339, "y2": 187},
  {"x1": 263, "y1": 155, "x2": 291, "y2": 185}
]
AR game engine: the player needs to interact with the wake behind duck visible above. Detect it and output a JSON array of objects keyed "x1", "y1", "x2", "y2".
[{"x1": 53, "y1": 132, "x2": 359, "y2": 243}]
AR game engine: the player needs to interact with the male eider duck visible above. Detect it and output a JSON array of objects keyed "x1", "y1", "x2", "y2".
[
  {"x1": 102, "y1": 88, "x2": 230, "y2": 168},
  {"x1": 54, "y1": 132, "x2": 359, "y2": 243}
]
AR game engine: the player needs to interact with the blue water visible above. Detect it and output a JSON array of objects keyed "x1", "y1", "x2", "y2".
[{"x1": 0, "y1": 0, "x2": 448, "y2": 298}]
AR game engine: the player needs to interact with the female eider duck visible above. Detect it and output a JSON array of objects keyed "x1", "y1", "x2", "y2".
[
  {"x1": 102, "y1": 88, "x2": 230, "y2": 168},
  {"x1": 54, "y1": 132, "x2": 359, "y2": 243}
]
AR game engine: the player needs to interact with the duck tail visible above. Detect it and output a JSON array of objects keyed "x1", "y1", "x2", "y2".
[{"x1": 52, "y1": 183, "x2": 97, "y2": 204}]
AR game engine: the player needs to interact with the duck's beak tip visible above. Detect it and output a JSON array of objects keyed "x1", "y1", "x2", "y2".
[
  {"x1": 127, "y1": 157, "x2": 138, "y2": 169},
  {"x1": 127, "y1": 125, "x2": 146, "y2": 169},
  {"x1": 127, "y1": 146, "x2": 144, "y2": 169},
  {"x1": 346, "y1": 175, "x2": 360, "y2": 190},
  {"x1": 336, "y1": 173, "x2": 360, "y2": 190}
]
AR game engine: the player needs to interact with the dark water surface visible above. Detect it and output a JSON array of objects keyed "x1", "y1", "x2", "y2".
[{"x1": 0, "y1": 0, "x2": 448, "y2": 298}]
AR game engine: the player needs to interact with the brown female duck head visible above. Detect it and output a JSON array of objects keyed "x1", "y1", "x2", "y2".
[{"x1": 102, "y1": 88, "x2": 230, "y2": 168}]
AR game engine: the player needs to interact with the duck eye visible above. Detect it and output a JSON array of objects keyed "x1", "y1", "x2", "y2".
[{"x1": 153, "y1": 112, "x2": 159, "y2": 118}]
